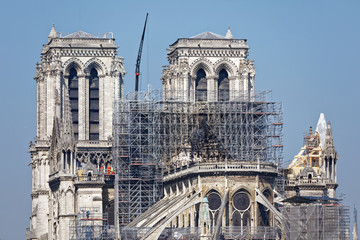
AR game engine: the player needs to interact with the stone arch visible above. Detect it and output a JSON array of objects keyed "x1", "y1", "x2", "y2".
[
  {"x1": 213, "y1": 58, "x2": 238, "y2": 77},
  {"x1": 261, "y1": 186, "x2": 273, "y2": 198},
  {"x1": 231, "y1": 189, "x2": 252, "y2": 211},
  {"x1": 144, "y1": 196, "x2": 202, "y2": 240},
  {"x1": 190, "y1": 58, "x2": 214, "y2": 79},
  {"x1": 231, "y1": 186, "x2": 253, "y2": 200},
  {"x1": 65, "y1": 189, "x2": 74, "y2": 214},
  {"x1": 63, "y1": 58, "x2": 84, "y2": 76},
  {"x1": 105, "y1": 199, "x2": 115, "y2": 225},
  {"x1": 84, "y1": 58, "x2": 107, "y2": 76}
]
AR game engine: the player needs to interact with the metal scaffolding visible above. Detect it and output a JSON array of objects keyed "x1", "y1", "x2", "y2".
[
  {"x1": 113, "y1": 90, "x2": 283, "y2": 226},
  {"x1": 113, "y1": 91, "x2": 163, "y2": 226},
  {"x1": 69, "y1": 211, "x2": 115, "y2": 240},
  {"x1": 281, "y1": 204, "x2": 350, "y2": 240}
]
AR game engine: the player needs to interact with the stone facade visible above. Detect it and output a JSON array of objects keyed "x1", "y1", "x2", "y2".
[
  {"x1": 27, "y1": 25, "x2": 125, "y2": 240},
  {"x1": 161, "y1": 28, "x2": 255, "y2": 102}
]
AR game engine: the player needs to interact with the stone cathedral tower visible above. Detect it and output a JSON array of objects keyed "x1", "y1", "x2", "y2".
[
  {"x1": 27, "y1": 25, "x2": 125, "y2": 240},
  {"x1": 161, "y1": 27, "x2": 255, "y2": 102}
]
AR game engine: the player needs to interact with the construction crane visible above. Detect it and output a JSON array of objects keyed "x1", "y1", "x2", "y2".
[{"x1": 135, "y1": 13, "x2": 149, "y2": 92}]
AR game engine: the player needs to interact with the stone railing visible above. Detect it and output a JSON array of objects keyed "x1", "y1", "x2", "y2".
[
  {"x1": 33, "y1": 139, "x2": 51, "y2": 146},
  {"x1": 163, "y1": 162, "x2": 277, "y2": 182},
  {"x1": 76, "y1": 140, "x2": 112, "y2": 148},
  {"x1": 286, "y1": 178, "x2": 334, "y2": 186},
  {"x1": 75, "y1": 174, "x2": 104, "y2": 183}
]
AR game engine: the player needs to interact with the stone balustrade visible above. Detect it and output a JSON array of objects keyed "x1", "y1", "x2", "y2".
[
  {"x1": 286, "y1": 177, "x2": 334, "y2": 186},
  {"x1": 163, "y1": 162, "x2": 277, "y2": 182}
]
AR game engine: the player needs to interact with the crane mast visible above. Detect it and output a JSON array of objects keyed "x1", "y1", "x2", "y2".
[{"x1": 135, "y1": 13, "x2": 149, "y2": 92}]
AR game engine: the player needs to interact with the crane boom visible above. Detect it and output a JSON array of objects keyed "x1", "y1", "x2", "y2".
[{"x1": 135, "y1": 13, "x2": 149, "y2": 92}]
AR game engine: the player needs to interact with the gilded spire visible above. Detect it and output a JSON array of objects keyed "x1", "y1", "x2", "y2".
[
  {"x1": 48, "y1": 24, "x2": 57, "y2": 42},
  {"x1": 225, "y1": 26, "x2": 234, "y2": 39}
]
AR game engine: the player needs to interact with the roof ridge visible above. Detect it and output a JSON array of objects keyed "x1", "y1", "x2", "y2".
[
  {"x1": 190, "y1": 31, "x2": 227, "y2": 40},
  {"x1": 63, "y1": 30, "x2": 98, "y2": 39}
]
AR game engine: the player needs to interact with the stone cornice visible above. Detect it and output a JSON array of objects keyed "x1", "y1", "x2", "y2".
[
  {"x1": 169, "y1": 48, "x2": 248, "y2": 59},
  {"x1": 59, "y1": 49, "x2": 116, "y2": 58},
  {"x1": 32, "y1": 189, "x2": 50, "y2": 196}
]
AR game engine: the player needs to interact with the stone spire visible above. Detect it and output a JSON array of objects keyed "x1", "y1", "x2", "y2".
[
  {"x1": 48, "y1": 24, "x2": 57, "y2": 42},
  {"x1": 323, "y1": 121, "x2": 337, "y2": 159},
  {"x1": 225, "y1": 26, "x2": 234, "y2": 39},
  {"x1": 61, "y1": 86, "x2": 75, "y2": 151}
]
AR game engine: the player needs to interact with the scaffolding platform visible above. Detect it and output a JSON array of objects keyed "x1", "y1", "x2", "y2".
[
  {"x1": 281, "y1": 204, "x2": 350, "y2": 240},
  {"x1": 69, "y1": 212, "x2": 115, "y2": 240},
  {"x1": 113, "y1": 90, "x2": 283, "y2": 226}
]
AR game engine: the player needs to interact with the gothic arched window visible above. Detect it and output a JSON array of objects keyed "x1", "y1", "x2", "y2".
[
  {"x1": 195, "y1": 69, "x2": 207, "y2": 101},
  {"x1": 89, "y1": 68, "x2": 99, "y2": 140},
  {"x1": 208, "y1": 191, "x2": 222, "y2": 229},
  {"x1": 232, "y1": 190, "x2": 252, "y2": 230},
  {"x1": 69, "y1": 68, "x2": 78, "y2": 140},
  {"x1": 218, "y1": 69, "x2": 229, "y2": 101}
]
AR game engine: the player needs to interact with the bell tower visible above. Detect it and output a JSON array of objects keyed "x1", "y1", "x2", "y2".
[
  {"x1": 28, "y1": 25, "x2": 125, "y2": 240},
  {"x1": 161, "y1": 27, "x2": 255, "y2": 102}
]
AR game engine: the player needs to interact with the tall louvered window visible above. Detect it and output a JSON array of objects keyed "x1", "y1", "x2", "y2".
[
  {"x1": 218, "y1": 69, "x2": 229, "y2": 101},
  {"x1": 68, "y1": 68, "x2": 78, "y2": 140},
  {"x1": 89, "y1": 68, "x2": 99, "y2": 140},
  {"x1": 195, "y1": 69, "x2": 207, "y2": 101}
]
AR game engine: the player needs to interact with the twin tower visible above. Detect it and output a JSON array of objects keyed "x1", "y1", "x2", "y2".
[
  {"x1": 28, "y1": 25, "x2": 338, "y2": 240},
  {"x1": 28, "y1": 25, "x2": 257, "y2": 240}
]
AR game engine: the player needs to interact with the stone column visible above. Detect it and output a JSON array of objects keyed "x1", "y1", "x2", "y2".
[
  {"x1": 331, "y1": 158, "x2": 335, "y2": 182},
  {"x1": 46, "y1": 72, "x2": 54, "y2": 135},
  {"x1": 32, "y1": 164, "x2": 35, "y2": 190},
  {"x1": 78, "y1": 75, "x2": 86, "y2": 140},
  {"x1": 326, "y1": 158, "x2": 330, "y2": 180},
  {"x1": 103, "y1": 75, "x2": 114, "y2": 140},
  {"x1": 190, "y1": 205, "x2": 194, "y2": 228},
  {"x1": 230, "y1": 77, "x2": 238, "y2": 101},
  {"x1": 190, "y1": 77, "x2": 196, "y2": 102},
  {"x1": 207, "y1": 77, "x2": 216, "y2": 102},
  {"x1": 45, "y1": 159, "x2": 49, "y2": 185},
  {"x1": 40, "y1": 160, "x2": 44, "y2": 188},
  {"x1": 98, "y1": 74, "x2": 104, "y2": 140}
]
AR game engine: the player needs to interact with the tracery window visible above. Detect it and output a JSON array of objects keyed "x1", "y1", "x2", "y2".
[
  {"x1": 68, "y1": 68, "x2": 79, "y2": 140},
  {"x1": 89, "y1": 68, "x2": 99, "y2": 140},
  {"x1": 207, "y1": 191, "x2": 222, "y2": 228},
  {"x1": 195, "y1": 69, "x2": 207, "y2": 101},
  {"x1": 232, "y1": 190, "x2": 251, "y2": 230},
  {"x1": 218, "y1": 69, "x2": 229, "y2": 101}
]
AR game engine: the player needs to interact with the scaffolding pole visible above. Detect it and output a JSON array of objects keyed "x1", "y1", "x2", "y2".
[
  {"x1": 281, "y1": 204, "x2": 350, "y2": 240},
  {"x1": 113, "y1": 90, "x2": 283, "y2": 229}
]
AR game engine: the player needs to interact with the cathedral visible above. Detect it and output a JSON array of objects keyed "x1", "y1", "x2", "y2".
[{"x1": 27, "y1": 25, "x2": 351, "y2": 240}]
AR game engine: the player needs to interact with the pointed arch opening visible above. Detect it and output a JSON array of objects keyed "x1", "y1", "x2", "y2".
[
  {"x1": 232, "y1": 189, "x2": 252, "y2": 231},
  {"x1": 195, "y1": 69, "x2": 207, "y2": 101},
  {"x1": 68, "y1": 68, "x2": 79, "y2": 140},
  {"x1": 218, "y1": 69, "x2": 229, "y2": 101},
  {"x1": 89, "y1": 68, "x2": 99, "y2": 140}
]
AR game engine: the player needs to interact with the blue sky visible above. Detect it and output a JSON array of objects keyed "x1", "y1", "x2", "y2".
[{"x1": 0, "y1": 0, "x2": 359, "y2": 239}]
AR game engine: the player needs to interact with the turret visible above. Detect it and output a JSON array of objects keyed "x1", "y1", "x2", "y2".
[
  {"x1": 48, "y1": 24, "x2": 57, "y2": 42},
  {"x1": 322, "y1": 121, "x2": 337, "y2": 183}
]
